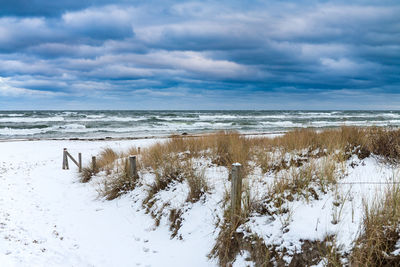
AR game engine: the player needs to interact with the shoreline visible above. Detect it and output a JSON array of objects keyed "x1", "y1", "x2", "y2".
[
  {"x1": 1, "y1": 124, "x2": 396, "y2": 143},
  {"x1": 2, "y1": 127, "x2": 400, "y2": 266},
  {"x1": 0, "y1": 131, "x2": 286, "y2": 143}
]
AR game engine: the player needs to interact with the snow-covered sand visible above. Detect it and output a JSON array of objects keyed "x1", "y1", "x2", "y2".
[
  {"x1": 0, "y1": 139, "x2": 216, "y2": 267},
  {"x1": 1, "y1": 139, "x2": 398, "y2": 266}
]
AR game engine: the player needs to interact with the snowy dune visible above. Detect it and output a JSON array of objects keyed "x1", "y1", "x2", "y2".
[
  {"x1": 0, "y1": 138, "x2": 398, "y2": 266},
  {"x1": 0, "y1": 139, "x2": 216, "y2": 267}
]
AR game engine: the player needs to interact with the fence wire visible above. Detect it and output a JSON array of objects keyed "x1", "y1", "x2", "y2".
[{"x1": 257, "y1": 175, "x2": 400, "y2": 185}]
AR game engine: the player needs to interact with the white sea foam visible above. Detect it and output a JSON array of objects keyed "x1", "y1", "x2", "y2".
[
  {"x1": 198, "y1": 115, "x2": 238, "y2": 120},
  {"x1": 0, "y1": 127, "x2": 50, "y2": 136},
  {"x1": 259, "y1": 121, "x2": 303, "y2": 127},
  {"x1": 85, "y1": 115, "x2": 105, "y2": 119},
  {"x1": 59, "y1": 124, "x2": 86, "y2": 130},
  {"x1": 73, "y1": 116, "x2": 147, "y2": 122},
  {"x1": 0, "y1": 117, "x2": 65, "y2": 123},
  {"x1": 0, "y1": 113, "x2": 25, "y2": 117},
  {"x1": 0, "y1": 111, "x2": 399, "y2": 139}
]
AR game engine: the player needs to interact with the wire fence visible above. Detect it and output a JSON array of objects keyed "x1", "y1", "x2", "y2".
[
  {"x1": 336, "y1": 181, "x2": 400, "y2": 185},
  {"x1": 251, "y1": 172, "x2": 400, "y2": 185}
]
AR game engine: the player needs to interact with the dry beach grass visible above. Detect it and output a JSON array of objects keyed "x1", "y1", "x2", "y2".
[{"x1": 80, "y1": 127, "x2": 400, "y2": 266}]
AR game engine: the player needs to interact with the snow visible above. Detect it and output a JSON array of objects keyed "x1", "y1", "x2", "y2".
[
  {"x1": 1, "y1": 139, "x2": 398, "y2": 266},
  {"x1": 238, "y1": 153, "x2": 398, "y2": 264},
  {"x1": 0, "y1": 139, "x2": 216, "y2": 267},
  {"x1": 392, "y1": 240, "x2": 400, "y2": 256}
]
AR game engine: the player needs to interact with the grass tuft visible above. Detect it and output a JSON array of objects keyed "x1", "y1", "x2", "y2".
[
  {"x1": 99, "y1": 158, "x2": 137, "y2": 200},
  {"x1": 352, "y1": 183, "x2": 400, "y2": 266},
  {"x1": 76, "y1": 127, "x2": 400, "y2": 266},
  {"x1": 185, "y1": 162, "x2": 209, "y2": 203}
]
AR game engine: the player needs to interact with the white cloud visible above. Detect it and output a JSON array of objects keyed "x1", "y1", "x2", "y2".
[
  {"x1": 62, "y1": 5, "x2": 136, "y2": 33},
  {"x1": 0, "y1": 77, "x2": 62, "y2": 97},
  {"x1": 321, "y1": 57, "x2": 360, "y2": 71}
]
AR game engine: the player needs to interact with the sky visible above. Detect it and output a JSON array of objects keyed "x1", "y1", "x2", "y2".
[{"x1": 0, "y1": 0, "x2": 399, "y2": 110}]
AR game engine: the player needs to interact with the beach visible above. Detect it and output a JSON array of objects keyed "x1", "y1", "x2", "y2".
[
  {"x1": 0, "y1": 138, "x2": 216, "y2": 267},
  {"x1": 1, "y1": 128, "x2": 400, "y2": 266},
  {"x1": 1, "y1": 0, "x2": 398, "y2": 265}
]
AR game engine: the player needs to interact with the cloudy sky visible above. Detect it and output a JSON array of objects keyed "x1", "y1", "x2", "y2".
[{"x1": 0, "y1": 0, "x2": 399, "y2": 110}]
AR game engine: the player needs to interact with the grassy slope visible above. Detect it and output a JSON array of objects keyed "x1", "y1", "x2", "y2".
[{"x1": 81, "y1": 127, "x2": 400, "y2": 266}]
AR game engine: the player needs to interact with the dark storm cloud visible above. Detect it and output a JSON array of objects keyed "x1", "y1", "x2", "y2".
[
  {"x1": 0, "y1": 0, "x2": 399, "y2": 109},
  {"x1": 0, "y1": 6, "x2": 135, "y2": 53},
  {"x1": 0, "y1": 0, "x2": 124, "y2": 16}
]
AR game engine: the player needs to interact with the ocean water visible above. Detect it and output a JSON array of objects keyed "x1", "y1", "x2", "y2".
[{"x1": 0, "y1": 110, "x2": 400, "y2": 140}]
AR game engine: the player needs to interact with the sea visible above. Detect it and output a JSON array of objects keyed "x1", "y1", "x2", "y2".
[{"x1": 0, "y1": 110, "x2": 400, "y2": 140}]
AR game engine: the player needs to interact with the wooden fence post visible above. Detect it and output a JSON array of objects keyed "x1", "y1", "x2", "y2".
[
  {"x1": 78, "y1": 153, "x2": 82, "y2": 173},
  {"x1": 138, "y1": 147, "x2": 141, "y2": 154},
  {"x1": 92, "y1": 156, "x2": 96, "y2": 172},
  {"x1": 62, "y1": 148, "x2": 66, "y2": 169},
  {"x1": 129, "y1": 155, "x2": 138, "y2": 182},
  {"x1": 62, "y1": 148, "x2": 69, "y2": 170},
  {"x1": 62, "y1": 148, "x2": 82, "y2": 172},
  {"x1": 231, "y1": 163, "x2": 242, "y2": 223}
]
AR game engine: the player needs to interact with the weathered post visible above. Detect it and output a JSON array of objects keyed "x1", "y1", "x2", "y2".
[
  {"x1": 129, "y1": 155, "x2": 138, "y2": 181},
  {"x1": 78, "y1": 153, "x2": 82, "y2": 173},
  {"x1": 138, "y1": 147, "x2": 141, "y2": 154},
  {"x1": 92, "y1": 156, "x2": 96, "y2": 172},
  {"x1": 62, "y1": 148, "x2": 82, "y2": 172},
  {"x1": 62, "y1": 148, "x2": 69, "y2": 170},
  {"x1": 231, "y1": 163, "x2": 242, "y2": 223},
  {"x1": 62, "y1": 148, "x2": 66, "y2": 169}
]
